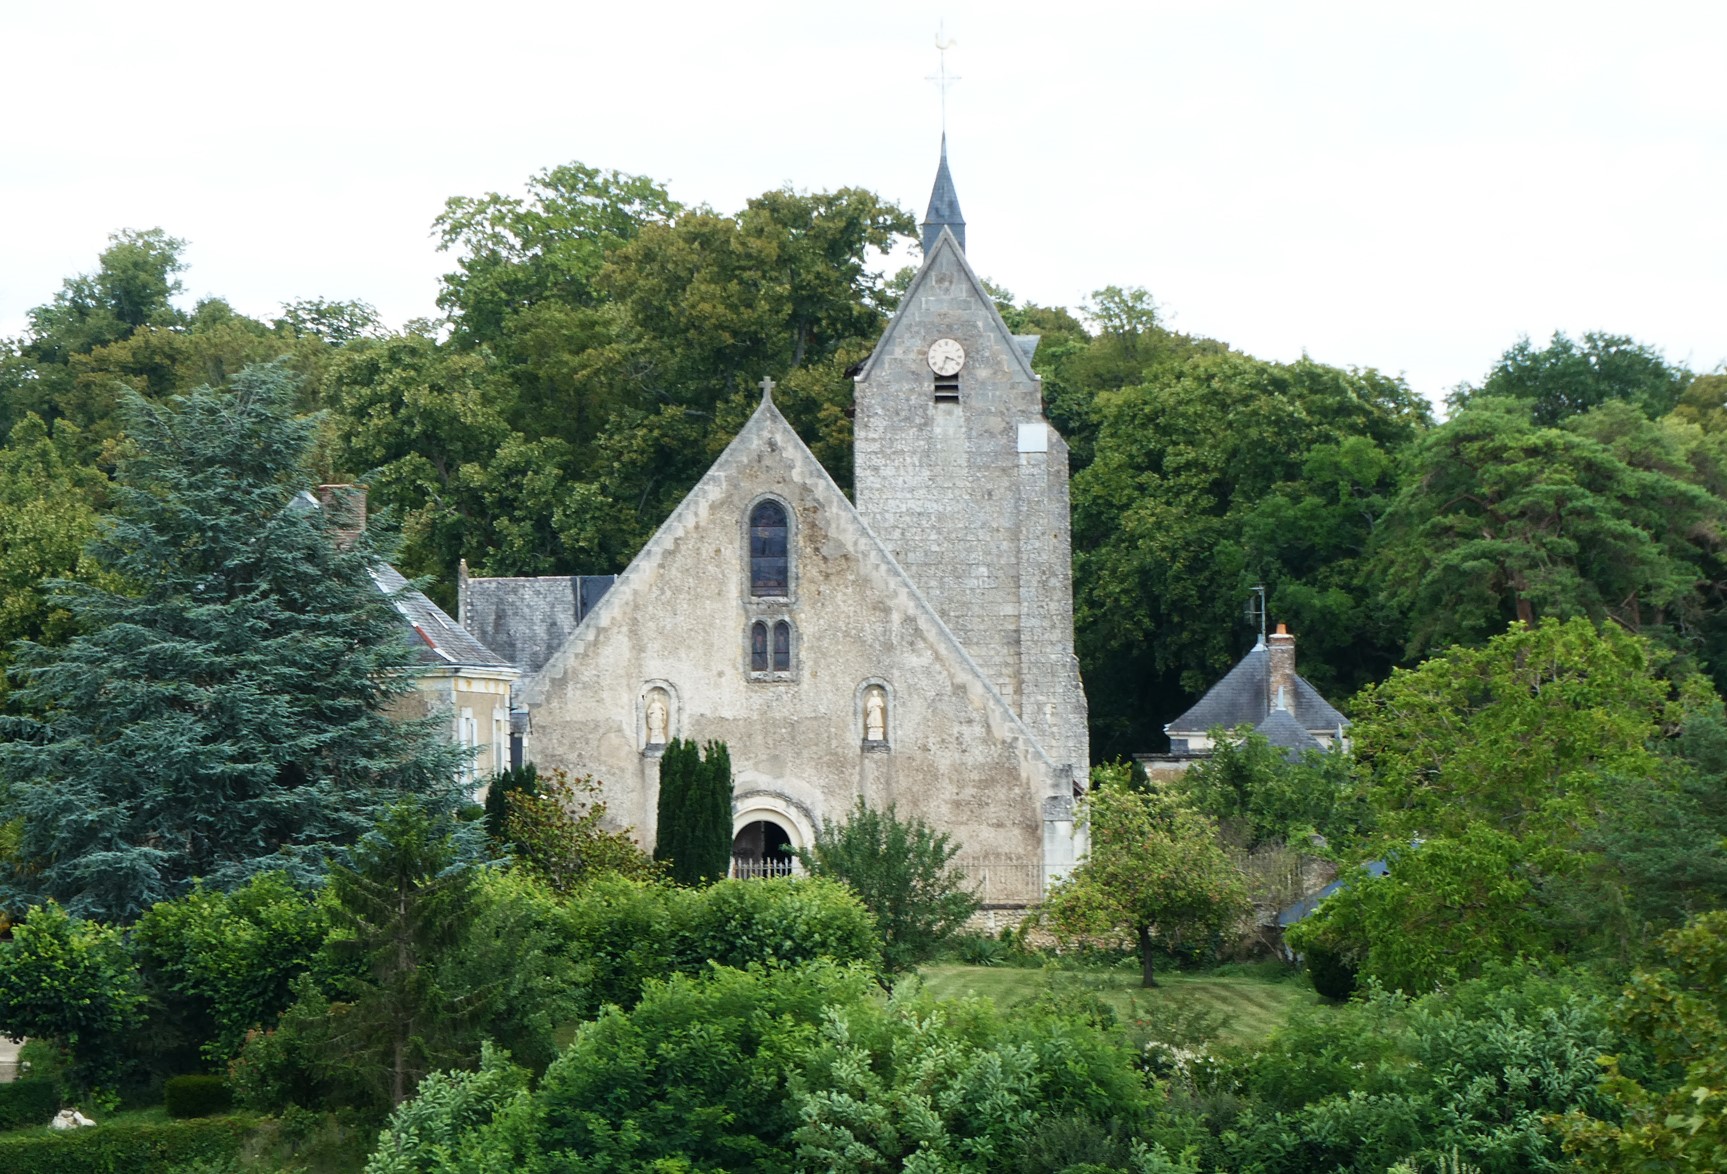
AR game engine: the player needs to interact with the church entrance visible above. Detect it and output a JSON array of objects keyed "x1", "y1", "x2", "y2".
[{"x1": 732, "y1": 819, "x2": 795, "y2": 879}]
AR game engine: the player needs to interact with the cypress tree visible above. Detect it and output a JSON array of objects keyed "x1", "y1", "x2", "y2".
[
  {"x1": 0, "y1": 365, "x2": 464, "y2": 922},
  {"x1": 653, "y1": 738, "x2": 733, "y2": 885}
]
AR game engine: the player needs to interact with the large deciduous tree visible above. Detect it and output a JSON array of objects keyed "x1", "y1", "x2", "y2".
[
  {"x1": 1072, "y1": 349, "x2": 1427, "y2": 755},
  {"x1": 1454, "y1": 330, "x2": 1692, "y2": 425},
  {"x1": 1291, "y1": 618, "x2": 1717, "y2": 991},
  {"x1": 0, "y1": 364, "x2": 463, "y2": 923}
]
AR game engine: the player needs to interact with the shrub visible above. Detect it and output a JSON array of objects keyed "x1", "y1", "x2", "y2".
[
  {"x1": 797, "y1": 798, "x2": 978, "y2": 972},
  {"x1": 679, "y1": 877, "x2": 879, "y2": 973},
  {"x1": 1303, "y1": 943, "x2": 1358, "y2": 1001},
  {"x1": 0, "y1": 1078, "x2": 59, "y2": 1131},
  {"x1": 164, "y1": 1074, "x2": 233, "y2": 1119},
  {"x1": 0, "y1": 1115, "x2": 248, "y2": 1173}
]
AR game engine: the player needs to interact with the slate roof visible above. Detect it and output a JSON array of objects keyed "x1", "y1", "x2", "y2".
[
  {"x1": 461, "y1": 575, "x2": 615, "y2": 678},
  {"x1": 1165, "y1": 644, "x2": 1348, "y2": 736},
  {"x1": 1254, "y1": 708, "x2": 1325, "y2": 759},
  {"x1": 1278, "y1": 859, "x2": 1389, "y2": 927},
  {"x1": 921, "y1": 134, "x2": 966, "y2": 254},
  {"x1": 370, "y1": 564, "x2": 515, "y2": 671}
]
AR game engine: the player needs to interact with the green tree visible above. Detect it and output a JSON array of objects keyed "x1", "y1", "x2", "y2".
[
  {"x1": 0, "y1": 414, "x2": 106, "y2": 696},
  {"x1": 652, "y1": 739, "x2": 732, "y2": 886},
  {"x1": 1294, "y1": 618, "x2": 1715, "y2": 990},
  {"x1": 500, "y1": 769, "x2": 657, "y2": 894},
  {"x1": 0, "y1": 365, "x2": 463, "y2": 922},
  {"x1": 1376, "y1": 397, "x2": 1726, "y2": 656},
  {"x1": 323, "y1": 803, "x2": 483, "y2": 1108},
  {"x1": 130, "y1": 872, "x2": 332, "y2": 1066},
  {"x1": 1455, "y1": 330, "x2": 1691, "y2": 425},
  {"x1": 796, "y1": 798, "x2": 979, "y2": 974},
  {"x1": 1561, "y1": 911, "x2": 1727, "y2": 1171},
  {"x1": 1043, "y1": 783, "x2": 1251, "y2": 987},
  {"x1": 1174, "y1": 729, "x2": 1368, "y2": 852},
  {"x1": 1073, "y1": 349, "x2": 1427, "y2": 756},
  {"x1": 0, "y1": 902, "x2": 145, "y2": 1091}
]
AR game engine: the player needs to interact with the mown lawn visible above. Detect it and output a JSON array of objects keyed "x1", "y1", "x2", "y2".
[{"x1": 915, "y1": 963, "x2": 1322, "y2": 1046}]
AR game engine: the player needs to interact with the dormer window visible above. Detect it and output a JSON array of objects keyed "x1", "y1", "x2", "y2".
[{"x1": 749, "y1": 500, "x2": 789, "y2": 596}]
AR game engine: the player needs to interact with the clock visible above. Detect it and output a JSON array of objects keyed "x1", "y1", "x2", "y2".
[{"x1": 927, "y1": 338, "x2": 966, "y2": 377}]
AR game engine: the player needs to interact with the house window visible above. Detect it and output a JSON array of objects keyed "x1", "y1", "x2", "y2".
[
  {"x1": 750, "y1": 622, "x2": 769, "y2": 672},
  {"x1": 749, "y1": 500, "x2": 789, "y2": 596},
  {"x1": 773, "y1": 620, "x2": 791, "y2": 672}
]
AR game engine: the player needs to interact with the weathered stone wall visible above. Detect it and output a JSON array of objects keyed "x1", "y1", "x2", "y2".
[
  {"x1": 853, "y1": 232, "x2": 1089, "y2": 784},
  {"x1": 518, "y1": 400, "x2": 1068, "y2": 869}
]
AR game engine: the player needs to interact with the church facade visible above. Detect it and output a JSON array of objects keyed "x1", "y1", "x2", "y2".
[{"x1": 463, "y1": 147, "x2": 1089, "y2": 903}]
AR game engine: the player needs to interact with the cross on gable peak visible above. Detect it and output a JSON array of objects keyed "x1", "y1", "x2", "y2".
[{"x1": 759, "y1": 375, "x2": 776, "y2": 401}]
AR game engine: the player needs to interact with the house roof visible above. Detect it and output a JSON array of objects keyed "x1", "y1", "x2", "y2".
[
  {"x1": 370, "y1": 563, "x2": 515, "y2": 672},
  {"x1": 1165, "y1": 644, "x2": 1348, "y2": 736},
  {"x1": 1254, "y1": 708, "x2": 1326, "y2": 758}
]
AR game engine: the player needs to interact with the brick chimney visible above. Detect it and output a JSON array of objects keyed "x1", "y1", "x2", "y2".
[
  {"x1": 315, "y1": 483, "x2": 368, "y2": 548},
  {"x1": 1267, "y1": 623, "x2": 1296, "y2": 714}
]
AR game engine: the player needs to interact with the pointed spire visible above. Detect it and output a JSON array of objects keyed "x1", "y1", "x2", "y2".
[{"x1": 921, "y1": 134, "x2": 966, "y2": 255}]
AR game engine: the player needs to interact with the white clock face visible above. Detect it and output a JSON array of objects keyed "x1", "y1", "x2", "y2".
[{"x1": 927, "y1": 338, "x2": 966, "y2": 377}]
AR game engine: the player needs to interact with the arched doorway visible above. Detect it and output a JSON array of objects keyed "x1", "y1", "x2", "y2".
[{"x1": 732, "y1": 818, "x2": 795, "y2": 878}]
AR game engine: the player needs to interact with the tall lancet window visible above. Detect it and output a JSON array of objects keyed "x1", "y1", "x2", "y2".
[{"x1": 749, "y1": 500, "x2": 789, "y2": 596}]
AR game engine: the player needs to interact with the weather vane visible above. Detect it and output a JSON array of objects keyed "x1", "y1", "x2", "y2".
[{"x1": 926, "y1": 24, "x2": 960, "y2": 136}]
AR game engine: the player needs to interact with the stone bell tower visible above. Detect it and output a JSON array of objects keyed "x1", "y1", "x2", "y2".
[{"x1": 851, "y1": 141, "x2": 1089, "y2": 786}]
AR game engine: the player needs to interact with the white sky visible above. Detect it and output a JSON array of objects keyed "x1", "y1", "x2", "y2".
[{"x1": 2, "y1": 1, "x2": 1722, "y2": 405}]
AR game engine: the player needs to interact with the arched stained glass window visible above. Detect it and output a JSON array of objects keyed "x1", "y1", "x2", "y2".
[
  {"x1": 773, "y1": 621, "x2": 791, "y2": 672},
  {"x1": 749, "y1": 501, "x2": 789, "y2": 596},
  {"x1": 750, "y1": 622, "x2": 769, "y2": 672}
]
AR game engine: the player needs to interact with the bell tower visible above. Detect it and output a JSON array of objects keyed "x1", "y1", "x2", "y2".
[{"x1": 852, "y1": 143, "x2": 1088, "y2": 786}]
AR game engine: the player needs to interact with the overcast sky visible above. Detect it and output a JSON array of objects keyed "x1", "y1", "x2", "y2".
[{"x1": 3, "y1": 1, "x2": 1721, "y2": 406}]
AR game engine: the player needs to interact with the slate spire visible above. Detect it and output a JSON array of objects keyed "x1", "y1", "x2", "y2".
[{"x1": 921, "y1": 134, "x2": 966, "y2": 255}]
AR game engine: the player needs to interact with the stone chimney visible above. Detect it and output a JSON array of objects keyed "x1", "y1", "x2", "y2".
[
  {"x1": 1267, "y1": 623, "x2": 1297, "y2": 714},
  {"x1": 315, "y1": 483, "x2": 368, "y2": 548}
]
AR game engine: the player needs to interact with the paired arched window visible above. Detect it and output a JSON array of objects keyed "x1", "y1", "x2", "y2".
[
  {"x1": 749, "y1": 620, "x2": 793, "y2": 673},
  {"x1": 749, "y1": 501, "x2": 789, "y2": 596}
]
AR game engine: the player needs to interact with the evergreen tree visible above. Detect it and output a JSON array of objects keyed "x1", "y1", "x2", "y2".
[
  {"x1": 652, "y1": 738, "x2": 732, "y2": 885},
  {"x1": 0, "y1": 364, "x2": 463, "y2": 922}
]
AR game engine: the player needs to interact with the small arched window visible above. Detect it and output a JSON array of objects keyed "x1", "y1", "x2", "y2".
[
  {"x1": 773, "y1": 621, "x2": 792, "y2": 672},
  {"x1": 749, "y1": 501, "x2": 789, "y2": 596},
  {"x1": 750, "y1": 622, "x2": 769, "y2": 672}
]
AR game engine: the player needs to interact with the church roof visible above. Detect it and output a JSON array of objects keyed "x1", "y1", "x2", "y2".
[
  {"x1": 1165, "y1": 645, "x2": 1347, "y2": 736},
  {"x1": 921, "y1": 134, "x2": 966, "y2": 254},
  {"x1": 460, "y1": 574, "x2": 615, "y2": 677},
  {"x1": 370, "y1": 563, "x2": 515, "y2": 673}
]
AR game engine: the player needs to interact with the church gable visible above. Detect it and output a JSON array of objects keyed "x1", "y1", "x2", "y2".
[
  {"x1": 854, "y1": 227, "x2": 1040, "y2": 394},
  {"x1": 516, "y1": 388, "x2": 1068, "y2": 874}
]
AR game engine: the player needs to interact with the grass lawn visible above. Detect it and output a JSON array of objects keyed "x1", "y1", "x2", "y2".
[{"x1": 915, "y1": 963, "x2": 1322, "y2": 1047}]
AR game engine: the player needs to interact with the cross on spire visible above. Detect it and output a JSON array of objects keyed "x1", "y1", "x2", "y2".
[
  {"x1": 758, "y1": 375, "x2": 776, "y2": 401},
  {"x1": 926, "y1": 25, "x2": 960, "y2": 136}
]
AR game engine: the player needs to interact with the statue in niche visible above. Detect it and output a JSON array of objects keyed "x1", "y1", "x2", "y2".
[
  {"x1": 864, "y1": 687, "x2": 887, "y2": 743},
  {"x1": 645, "y1": 689, "x2": 669, "y2": 746}
]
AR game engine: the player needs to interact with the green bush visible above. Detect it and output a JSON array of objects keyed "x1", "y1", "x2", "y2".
[
  {"x1": 164, "y1": 1074, "x2": 233, "y2": 1118},
  {"x1": 0, "y1": 1078, "x2": 59, "y2": 1131},
  {"x1": 678, "y1": 877, "x2": 879, "y2": 974},
  {"x1": 1303, "y1": 943, "x2": 1358, "y2": 1001},
  {"x1": 0, "y1": 1115, "x2": 248, "y2": 1173}
]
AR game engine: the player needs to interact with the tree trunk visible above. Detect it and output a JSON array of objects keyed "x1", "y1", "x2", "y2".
[{"x1": 1137, "y1": 923, "x2": 1157, "y2": 988}]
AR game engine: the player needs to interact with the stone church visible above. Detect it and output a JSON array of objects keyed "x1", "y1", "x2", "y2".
[{"x1": 461, "y1": 144, "x2": 1089, "y2": 903}]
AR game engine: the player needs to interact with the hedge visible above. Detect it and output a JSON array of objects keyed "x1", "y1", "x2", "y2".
[
  {"x1": 0, "y1": 1115, "x2": 249, "y2": 1172},
  {"x1": 164, "y1": 1074, "x2": 233, "y2": 1119},
  {"x1": 0, "y1": 1079, "x2": 59, "y2": 1131}
]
